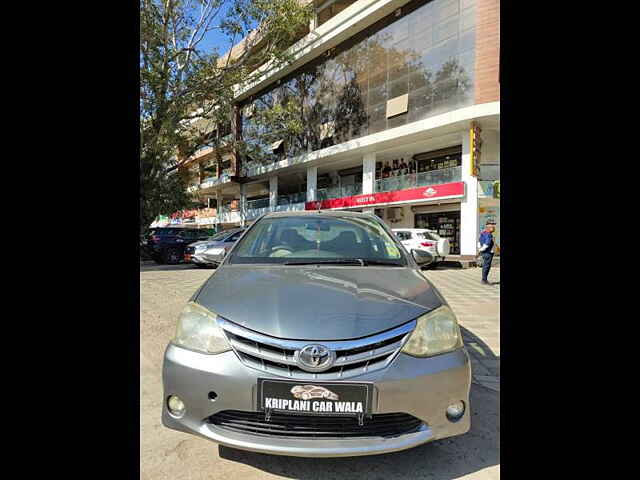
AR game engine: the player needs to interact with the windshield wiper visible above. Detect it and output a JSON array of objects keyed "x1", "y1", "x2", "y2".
[
  {"x1": 284, "y1": 258, "x2": 365, "y2": 266},
  {"x1": 283, "y1": 258, "x2": 403, "y2": 266},
  {"x1": 360, "y1": 259, "x2": 404, "y2": 266}
]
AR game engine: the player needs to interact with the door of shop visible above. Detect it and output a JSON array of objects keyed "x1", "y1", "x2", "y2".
[{"x1": 415, "y1": 211, "x2": 460, "y2": 255}]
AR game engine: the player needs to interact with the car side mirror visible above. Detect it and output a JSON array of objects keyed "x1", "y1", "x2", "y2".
[{"x1": 412, "y1": 249, "x2": 434, "y2": 267}]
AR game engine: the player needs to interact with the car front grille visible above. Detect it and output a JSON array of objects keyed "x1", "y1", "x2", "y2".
[
  {"x1": 207, "y1": 410, "x2": 424, "y2": 438},
  {"x1": 218, "y1": 318, "x2": 416, "y2": 380}
]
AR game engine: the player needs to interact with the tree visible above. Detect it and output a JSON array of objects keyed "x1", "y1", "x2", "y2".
[{"x1": 140, "y1": 0, "x2": 313, "y2": 232}]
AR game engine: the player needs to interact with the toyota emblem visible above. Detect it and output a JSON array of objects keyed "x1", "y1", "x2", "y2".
[{"x1": 295, "y1": 344, "x2": 336, "y2": 372}]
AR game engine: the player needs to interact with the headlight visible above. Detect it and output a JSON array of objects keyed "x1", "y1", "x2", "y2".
[
  {"x1": 401, "y1": 305, "x2": 462, "y2": 357},
  {"x1": 172, "y1": 302, "x2": 231, "y2": 354},
  {"x1": 194, "y1": 244, "x2": 210, "y2": 252}
]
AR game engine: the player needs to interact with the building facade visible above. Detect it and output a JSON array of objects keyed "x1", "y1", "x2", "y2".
[{"x1": 171, "y1": 0, "x2": 500, "y2": 258}]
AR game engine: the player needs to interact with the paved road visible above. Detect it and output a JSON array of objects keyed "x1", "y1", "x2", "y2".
[{"x1": 141, "y1": 263, "x2": 499, "y2": 480}]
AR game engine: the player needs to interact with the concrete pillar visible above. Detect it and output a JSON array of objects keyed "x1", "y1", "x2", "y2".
[
  {"x1": 460, "y1": 128, "x2": 479, "y2": 256},
  {"x1": 214, "y1": 191, "x2": 222, "y2": 229},
  {"x1": 269, "y1": 176, "x2": 278, "y2": 209},
  {"x1": 240, "y1": 184, "x2": 247, "y2": 227},
  {"x1": 306, "y1": 166, "x2": 317, "y2": 202},
  {"x1": 362, "y1": 152, "x2": 376, "y2": 195}
]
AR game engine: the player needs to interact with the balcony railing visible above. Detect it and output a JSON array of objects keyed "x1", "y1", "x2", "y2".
[
  {"x1": 277, "y1": 192, "x2": 306, "y2": 205},
  {"x1": 247, "y1": 198, "x2": 270, "y2": 210},
  {"x1": 242, "y1": 154, "x2": 311, "y2": 177},
  {"x1": 375, "y1": 167, "x2": 461, "y2": 193},
  {"x1": 200, "y1": 171, "x2": 233, "y2": 189},
  {"x1": 317, "y1": 183, "x2": 362, "y2": 201}
]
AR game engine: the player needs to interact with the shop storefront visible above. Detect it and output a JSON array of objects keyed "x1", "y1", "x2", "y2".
[
  {"x1": 306, "y1": 182, "x2": 466, "y2": 254},
  {"x1": 415, "y1": 211, "x2": 461, "y2": 254},
  {"x1": 306, "y1": 182, "x2": 465, "y2": 211}
]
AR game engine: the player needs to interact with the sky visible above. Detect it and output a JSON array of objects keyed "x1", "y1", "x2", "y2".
[
  {"x1": 194, "y1": 3, "x2": 259, "y2": 59},
  {"x1": 199, "y1": 28, "x2": 235, "y2": 57}
]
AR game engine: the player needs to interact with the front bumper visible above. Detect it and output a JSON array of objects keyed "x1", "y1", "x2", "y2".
[
  {"x1": 162, "y1": 345, "x2": 471, "y2": 457},
  {"x1": 190, "y1": 253, "x2": 217, "y2": 265}
]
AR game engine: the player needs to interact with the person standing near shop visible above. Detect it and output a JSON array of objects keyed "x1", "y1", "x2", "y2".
[
  {"x1": 478, "y1": 221, "x2": 497, "y2": 285},
  {"x1": 382, "y1": 162, "x2": 391, "y2": 178}
]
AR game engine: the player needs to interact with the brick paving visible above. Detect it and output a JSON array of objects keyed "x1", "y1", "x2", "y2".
[{"x1": 423, "y1": 265, "x2": 500, "y2": 391}]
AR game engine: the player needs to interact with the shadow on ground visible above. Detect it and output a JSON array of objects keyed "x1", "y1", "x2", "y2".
[
  {"x1": 218, "y1": 328, "x2": 499, "y2": 479},
  {"x1": 460, "y1": 326, "x2": 500, "y2": 378},
  {"x1": 430, "y1": 261, "x2": 465, "y2": 270},
  {"x1": 140, "y1": 262, "x2": 214, "y2": 273}
]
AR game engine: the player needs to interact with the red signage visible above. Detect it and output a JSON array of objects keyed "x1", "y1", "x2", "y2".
[
  {"x1": 305, "y1": 182, "x2": 465, "y2": 210},
  {"x1": 171, "y1": 209, "x2": 198, "y2": 219}
]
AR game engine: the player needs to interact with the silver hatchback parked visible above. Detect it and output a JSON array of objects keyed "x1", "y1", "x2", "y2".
[{"x1": 162, "y1": 211, "x2": 471, "y2": 457}]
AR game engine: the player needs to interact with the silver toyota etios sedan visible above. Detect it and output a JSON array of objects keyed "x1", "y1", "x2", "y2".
[{"x1": 162, "y1": 211, "x2": 471, "y2": 457}]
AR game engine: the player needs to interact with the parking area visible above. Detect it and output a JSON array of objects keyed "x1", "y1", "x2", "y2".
[{"x1": 140, "y1": 263, "x2": 500, "y2": 480}]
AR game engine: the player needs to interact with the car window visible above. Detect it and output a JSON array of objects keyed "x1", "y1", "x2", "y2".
[
  {"x1": 417, "y1": 232, "x2": 438, "y2": 241},
  {"x1": 395, "y1": 231, "x2": 411, "y2": 241},
  {"x1": 229, "y1": 216, "x2": 405, "y2": 265}
]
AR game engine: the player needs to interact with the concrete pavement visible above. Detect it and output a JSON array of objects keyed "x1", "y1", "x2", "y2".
[
  {"x1": 423, "y1": 266, "x2": 500, "y2": 392},
  {"x1": 140, "y1": 263, "x2": 500, "y2": 479}
]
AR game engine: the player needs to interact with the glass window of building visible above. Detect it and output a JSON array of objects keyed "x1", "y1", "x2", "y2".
[{"x1": 242, "y1": 0, "x2": 476, "y2": 174}]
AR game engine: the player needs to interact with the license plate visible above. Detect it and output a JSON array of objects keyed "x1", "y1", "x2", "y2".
[{"x1": 257, "y1": 379, "x2": 372, "y2": 416}]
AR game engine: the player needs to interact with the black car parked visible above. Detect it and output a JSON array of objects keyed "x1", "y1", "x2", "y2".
[{"x1": 144, "y1": 227, "x2": 214, "y2": 264}]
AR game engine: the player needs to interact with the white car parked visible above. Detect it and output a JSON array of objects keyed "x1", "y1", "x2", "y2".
[{"x1": 393, "y1": 228, "x2": 450, "y2": 266}]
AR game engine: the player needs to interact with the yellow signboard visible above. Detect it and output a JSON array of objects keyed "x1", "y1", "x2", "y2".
[{"x1": 470, "y1": 121, "x2": 482, "y2": 177}]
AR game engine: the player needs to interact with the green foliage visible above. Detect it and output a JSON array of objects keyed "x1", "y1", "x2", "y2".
[
  {"x1": 140, "y1": 0, "x2": 313, "y2": 232},
  {"x1": 240, "y1": 31, "x2": 471, "y2": 172}
]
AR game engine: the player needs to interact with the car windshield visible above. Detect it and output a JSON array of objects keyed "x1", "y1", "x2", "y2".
[{"x1": 228, "y1": 215, "x2": 406, "y2": 265}]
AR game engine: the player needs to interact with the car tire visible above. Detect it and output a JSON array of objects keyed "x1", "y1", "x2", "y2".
[
  {"x1": 152, "y1": 254, "x2": 165, "y2": 265},
  {"x1": 163, "y1": 248, "x2": 181, "y2": 265}
]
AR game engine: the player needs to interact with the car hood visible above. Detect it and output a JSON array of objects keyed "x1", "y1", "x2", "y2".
[
  {"x1": 195, "y1": 265, "x2": 443, "y2": 340},
  {"x1": 188, "y1": 240, "x2": 224, "y2": 248}
]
